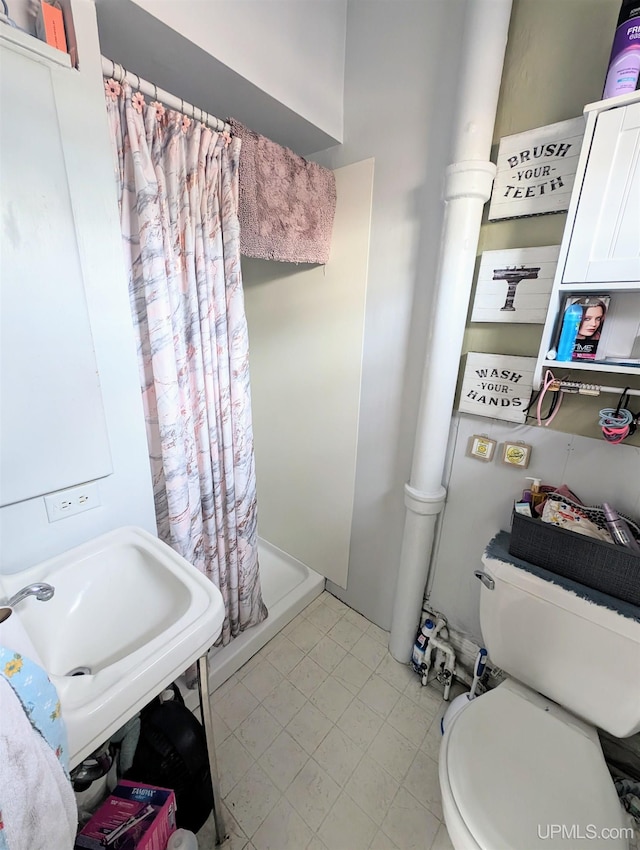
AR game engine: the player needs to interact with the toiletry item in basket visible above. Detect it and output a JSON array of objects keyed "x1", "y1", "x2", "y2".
[
  {"x1": 556, "y1": 303, "x2": 582, "y2": 362},
  {"x1": 525, "y1": 478, "x2": 545, "y2": 510},
  {"x1": 603, "y1": 502, "x2": 640, "y2": 552}
]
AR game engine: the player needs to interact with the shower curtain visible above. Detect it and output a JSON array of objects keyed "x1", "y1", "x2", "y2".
[{"x1": 105, "y1": 80, "x2": 267, "y2": 646}]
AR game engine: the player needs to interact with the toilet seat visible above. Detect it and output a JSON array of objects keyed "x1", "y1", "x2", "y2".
[{"x1": 439, "y1": 680, "x2": 629, "y2": 849}]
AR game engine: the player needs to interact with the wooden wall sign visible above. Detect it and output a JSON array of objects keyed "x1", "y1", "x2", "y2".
[
  {"x1": 471, "y1": 245, "x2": 560, "y2": 323},
  {"x1": 459, "y1": 353, "x2": 536, "y2": 424},
  {"x1": 488, "y1": 117, "x2": 584, "y2": 221}
]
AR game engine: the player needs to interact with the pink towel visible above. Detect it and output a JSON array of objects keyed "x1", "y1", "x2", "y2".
[{"x1": 229, "y1": 119, "x2": 336, "y2": 264}]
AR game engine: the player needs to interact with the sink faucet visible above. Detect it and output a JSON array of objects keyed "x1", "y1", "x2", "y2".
[{"x1": 6, "y1": 583, "x2": 55, "y2": 608}]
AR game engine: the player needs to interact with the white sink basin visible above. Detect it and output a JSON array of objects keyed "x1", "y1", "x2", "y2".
[{"x1": 0, "y1": 527, "x2": 224, "y2": 768}]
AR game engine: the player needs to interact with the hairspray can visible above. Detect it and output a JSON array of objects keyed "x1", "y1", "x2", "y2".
[{"x1": 603, "y1": 1, "x2": 640, "y2": 98}]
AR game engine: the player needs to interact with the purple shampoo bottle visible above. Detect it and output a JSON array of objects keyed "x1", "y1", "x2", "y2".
[{"x1": 603, "y1": 1, "x2": 640, "y2": 98}]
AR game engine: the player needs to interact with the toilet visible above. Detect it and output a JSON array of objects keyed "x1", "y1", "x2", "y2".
[{"x1": 439, "y1": 548, "x2": 640, "y2": 850}]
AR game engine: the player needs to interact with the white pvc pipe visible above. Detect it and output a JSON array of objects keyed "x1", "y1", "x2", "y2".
[{"x1": 389, "y1": 0, "x2": 513, "y2": 661}]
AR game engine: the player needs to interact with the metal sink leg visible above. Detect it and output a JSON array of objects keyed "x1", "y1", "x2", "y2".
[{"x1": 196, "y1": 653, "x2": 228, "y2": 846}]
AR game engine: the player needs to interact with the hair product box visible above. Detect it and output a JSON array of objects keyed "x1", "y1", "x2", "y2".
[{"x1": 74, "y1": 781, "x2": 176, "y2": 850}]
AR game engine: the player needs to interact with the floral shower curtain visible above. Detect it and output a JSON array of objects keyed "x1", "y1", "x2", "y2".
[{"x1": 105, "y1": 80, "x2": 267, "y2": 645}]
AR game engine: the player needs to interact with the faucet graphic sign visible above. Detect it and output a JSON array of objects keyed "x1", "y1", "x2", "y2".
[
  {"x1": 493, "y1": 264, "x2": 541, "y2": 312},
  {"x1": 471, "y1": 246, "x2": 559, "y2": 324}
]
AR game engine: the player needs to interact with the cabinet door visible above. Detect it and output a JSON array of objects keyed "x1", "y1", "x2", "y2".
[
  {"x1": 563, "y1": 101, "x2": 640, "y2": 284},
  {"x1": 0, "y1": 42, "x2": 112, "y2": 506}
]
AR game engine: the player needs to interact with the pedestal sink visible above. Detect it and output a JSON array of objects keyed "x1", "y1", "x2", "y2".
[{"x1": 0, "y1": 526, "x2": 225, "y2": 769}]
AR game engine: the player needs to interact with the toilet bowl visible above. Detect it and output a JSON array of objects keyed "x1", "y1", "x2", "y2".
[
  {"x1": 438, "y1": 541, "x2": 640, "y2": 850},
  {"x1": 439, "y1": 679, "x2": 629, "y2": 849}
]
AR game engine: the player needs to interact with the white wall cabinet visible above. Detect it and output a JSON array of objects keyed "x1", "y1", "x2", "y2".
[
  {"x1": 0, "y1": 28, "x2": 112, "y2": 506},
  {"x1": 534, "y1": 91, "x2": 640, "y2": 388}
]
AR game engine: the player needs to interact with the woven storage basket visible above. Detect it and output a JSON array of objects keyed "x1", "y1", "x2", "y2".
[{"x1": 509, "y1": 511, "x2": 640, "y2": 606}]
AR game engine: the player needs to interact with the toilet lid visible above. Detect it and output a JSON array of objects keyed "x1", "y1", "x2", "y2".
[{"x1": 443, "y1": 685, "x2": 628, "y2": 849}]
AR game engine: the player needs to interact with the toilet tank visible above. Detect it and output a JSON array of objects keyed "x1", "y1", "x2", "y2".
[{"x1": 479, "y1": 552, "x2": 640, "y2": 738}]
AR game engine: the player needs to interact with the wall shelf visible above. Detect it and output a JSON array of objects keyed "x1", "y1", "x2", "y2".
[
  {"x1": 534, "y1": 92, "x2": 640, "y2": 389},
  {"x1": 0, "y1": 19, "x2": 71, "y2": 68}
]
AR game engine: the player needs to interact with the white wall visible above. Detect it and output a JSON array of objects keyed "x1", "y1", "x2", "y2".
[
  {"x1": 128, "y1": 0, "x2": 346, "y2": 144},
  {"x1": 0, "y1": 0, "x2": 156, "y2": 574},
  {"x1": 243, "y1": 159, "x2": 374, "y2": 589},
  {"x1": 95, "y1": 0, "x2": 346, "y2": 154},
  {"x1": 427, "y1": 0, "x2": 640, "y2": 642},
  {"x1": 312, "y1": 0, "x2": 466, "y2": 627},
  {"x1": 429, "y1": 416, "x2": 640, "y2": 640}
]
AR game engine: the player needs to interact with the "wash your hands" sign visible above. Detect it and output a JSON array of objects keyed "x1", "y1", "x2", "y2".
[
  {"x1": 459, "y1": 353, "x2": 536, "y2": 424},
  {"x1": 489, "y1": 117, "x2": 584, "y2": 220}
]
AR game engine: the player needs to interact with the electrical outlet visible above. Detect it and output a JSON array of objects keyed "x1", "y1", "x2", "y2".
[{"x1": 44, "y1": 482, "x2": 101, "y2": 522}]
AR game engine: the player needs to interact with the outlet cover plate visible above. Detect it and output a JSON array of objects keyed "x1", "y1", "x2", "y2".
[{"x1": 44, "y1": 481, "x2": 101, "y2": 522}]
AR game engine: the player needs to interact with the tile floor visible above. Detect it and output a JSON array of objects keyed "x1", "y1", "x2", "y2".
[{"x1": 197, "y1": 591, "x2": 455, "y2": 850}]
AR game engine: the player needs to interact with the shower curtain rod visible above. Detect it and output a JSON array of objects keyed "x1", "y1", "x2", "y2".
[{"x1": 101, "y1": 56, "x2": 231, "y2": 134}]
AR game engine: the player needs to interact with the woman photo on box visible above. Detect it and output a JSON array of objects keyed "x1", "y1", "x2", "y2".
[
  {"x1": 570, "y1": 296, "x2": 609, "y2": 361},
  {"x1": 575, "y1": 297, "x2": 607, "y2": 341}
]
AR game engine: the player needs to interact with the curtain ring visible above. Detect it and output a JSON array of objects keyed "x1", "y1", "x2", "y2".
[
  {"x1": 135, "y1": 73, "x2": 141, "y2": 91},
  {"x1": 154, "y1": 82, "x2": 158, "y2": 103}
]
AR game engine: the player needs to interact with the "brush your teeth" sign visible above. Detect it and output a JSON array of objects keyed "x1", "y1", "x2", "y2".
[
  {"x1": 459, "y1": 353, "x2": 536, "y2": 424},
  {"x1": 489, "y1": 117, "x2": 584, "y2": 220}
]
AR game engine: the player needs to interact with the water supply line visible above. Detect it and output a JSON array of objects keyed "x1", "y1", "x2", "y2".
[{"x1": 389, "y1": 0, "x2": 513, "y2": 661}]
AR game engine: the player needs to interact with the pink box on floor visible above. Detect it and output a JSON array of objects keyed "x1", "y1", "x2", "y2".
[{"x1": 74, "y1": 780, "x2": 176, "y2": 850}]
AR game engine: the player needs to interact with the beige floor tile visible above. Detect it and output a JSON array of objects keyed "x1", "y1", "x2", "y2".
[
  {"x1": 264, "y1": 636, "x2": 305, "y2": 675},
  {"x1": 337, "y1": 698, "x2": 384, "y2": 749},
  {"x1": 307, "y1": 635, "x2": 348, "y2": 673},
  {"x1": 332, "y1": 654, "x2": 371, "y2": 695},
  {"x1": 381, "y1": 787, "x2": 440, "y2": 850},
  {"x1": 213, "y1": 681, "x2": 260, "y2": 732},
  {"x1": 198, "y1": 803, "x2": 248, "y2": 850},
  {"x1": 305, "y1": 604, "x2": 344, "y2": 634},
  {"x1": 321, "y1": 592, "x2": 349, "y2": 613},
  {"x1": 350, "y1": 633, "x2": 388, "y2": 671},
  {"x1": 286, "y1": 701, "x2": 333, "y2": 755},
  {"x1": 376, "y1": 655, "x2": 416, "y2": 693},
  {"x1": 217, "y1": 734, "x2": 255, "y2": 798},
  {"x1": 252, "y1": 797, "x2": 313, "y2": 850},
  {"x1": 306, "y1": 838, "x2": 330, "y2": 850},
  {"x1": 366, "y1": 622, "x2": 391, "y2": 646},
  {"x1": 285, "y1": 757, "x2": 341, "y2": 831},
  {"x1": 403, "y1": 751, "x2": 443, "y2": 820},
  {"x1": 341, "y1": 607, "x2": 371, "y2": 633},
  {"x1": 387, "y1": 694, "x2": 431, "y2": 745},
  {"x1": 258, "y1": 730, "x2": 309, "y2": 792},
  {"x1": 359, "y1": 675, "x2": 402, "y2": 718},
  {"x1": 404, "y1": 679, "x2": 445, "y2": 720},
  {"x1": 288, "y1": 657, "x2": 328, "y2": 698},
  {"x1": 370, "y1": 829, "x2": 399, "y2": 849},
  {"x1": 280, "y1": 613, "x2": 305, "y2": 638},
  {"x1": 345, "y1": 754, "x2": 399, "y2": 826},
  {"x1": 225, "y1": 762, "x2": 281, "y2": 839},
  {"x1": 328, "y1": 617, "x2": 368, "y2": 652},
  {"x1": 235, "y1": 651, "x2": 263, "y2": 681},
  {"x1": 421, "y1": 714, "x2": 444, "y2": 762},
  {"x1": 262, "y1": 679, "x2": 307, "y2": 727},
  {"x1": 318, "y1": 794, "x2": 377, "y2": 850},
  {"x1": 241, "y1": 659, "x2": 284, "y2": 702},
  {"x1": 367, "y1": 721, "x2": 418, "y2": 782},
  {"x1": 236, "y1": 704, "x2": 282, "y2": 760},
  {"x1": 310, "y1": 674, "x2": 354, "y2": 723},
  {"x1": 206, "y1": 704, "x2": 232, "y2": 745},
  {"x1": 430, "y1": 822, "x2": 454, "y2": 850},
  {"x1": 303, "y1": 594, "x2": 326, "y2": 615},
  {"x1": 313, "y1": 725, "x2": 364, "y2": 787},
  {"x1": 288, "y1": 618, "x2": 327, "y2": 654}
]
